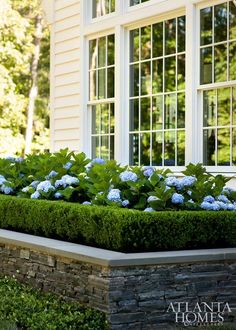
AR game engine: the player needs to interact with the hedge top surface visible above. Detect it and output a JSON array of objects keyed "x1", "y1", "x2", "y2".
[{"x1": 0, "y1": 195, "x2": 236, "y2": 253}]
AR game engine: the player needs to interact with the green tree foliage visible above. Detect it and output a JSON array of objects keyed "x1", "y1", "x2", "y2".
[{"x1": 0, "y1": 0, "x2": 49, "y2": 157}]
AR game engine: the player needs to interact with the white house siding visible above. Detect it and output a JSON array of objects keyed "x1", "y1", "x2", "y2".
[{"x1": 51, "y1": 0, "x2": 81, "y2": 152}]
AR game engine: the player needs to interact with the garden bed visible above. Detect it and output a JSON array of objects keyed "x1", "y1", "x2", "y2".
[{"x1": 0, "y1": 195, "x2": 236, "y2": 253}]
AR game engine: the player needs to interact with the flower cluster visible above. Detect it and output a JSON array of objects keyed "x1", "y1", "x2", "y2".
[{"x1": 0, "y1": 150, "x2": 236, "y2": 213}]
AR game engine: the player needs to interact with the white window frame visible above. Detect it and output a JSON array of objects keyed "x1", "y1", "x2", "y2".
[{"x1": 80, "y1": 0, "x2": 236, "y2": 175}]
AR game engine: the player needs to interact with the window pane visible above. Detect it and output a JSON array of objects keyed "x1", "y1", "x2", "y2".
[
  {"x1": 92, "y1": 0, "x2": 115, "y2": 18},
  {"x1": 141, "y1": 61, "x2": 151, "y2": 95},
  {"x1": 107, "y1": 67, "x2": 115, "y2": 98},
  {"x1": 140, "y1": 133, "x2": 151, "y2": 165},
  {"x1": 214, "y1": 43, "x2": 227, "y2": 83},
  {"x1": 130, "y1": 99, "x2": 139, "y2": 131},
  {"x1": 200, "y1": 47, "x2": 213, "y2": 84},
  {"x1": 164, "y1": 131, "x2": 176, "y2": 166},
  {"x1": 110, "y1": 103, "x2": 115, "y2": 133},
  {"x1": 218, "y1": 128, "x2": 230, "y2": 166},
  {"x1": 98, "y1": 37, "x2": 106, "y2": 68},
  {"x1": 98, "y1": 69, "x2": 106, "y2": 99},
  {"x1": 200, "y1": 7, "x2": 213, "y2": 46},
  {"x1": 233, "y1": 87, "x2": 236, "y2": 126},
  {"x1": 203, "y1": 129, "x2": 216, "y2": 165},
  {"x1": 217, "y1": 88, "x2": 230, "y2": 127},
  {"x1": 110, "y1": 135, "x2": 114, "y2": 160},
  {"x1": 165, "y1": 94, "x2": 176, "y2": 129},
  {"x1": 177, "y1": 93, "x2": 185, "y2": 129},
  {"x1": 153, "y1": 23, "x2": 163, "y2": 58},
  {"x1": 107, "y1": 34, "x2": 115, "y2": 66},
  {"x1": 214, "y1": 3, "x2": 227, "y2": 43},
  {"x1": 92, "y1": 136, "x2": 100, "y2": 158},
  {"x1": 229, "y1": 42, "x2": 236, "y2": 81},
  {"x1": 129, "y1": 134, "x2": 139, "y2": 165},
  {"x1": 89, "y1": 39, "x2": 97, "y2": 70},
  {"x1": 152, "y1": 95, "x2": 163, "y2": 130},
  {"x1": 233, "y1": 128, "x2": 236, "y2": 165},
  {"x1": 92, "y1": 105, "x2": 100, "y2": 134},
  {"x1": 165, "y1": 19, "x2": 176, "y2": 55},
  {"x1": 152, "y1": 59, "x2": 163, "y2": 94},
  {"x1": 101, "y1": 135, "x2": 109, "y2": 160},
  {"x1": 177, "y1": 54, "x2": 185, "y2": 90},
  {"x1": 141, "y1": 26, "x2": 151, "y2": 60},
  {"x1": 130, "y1": 63, "x2": 139, "y2": 97},
  {"x1": 178, "y1": 16, "x2": 186, "y2": 53},
  {"x1": 177, "y1": 130, "x2": 185, "y2": 166},
  {"x1": 101, "y1": 104, "x2": 109, "y2": 134},
  {"x1": 203, "y1": 90, "x2": 216, "y2": 127},
  {"x1": 89, "y1": 70, "x2": 97, "y2": 100},
  {"x1": 165, "y1": 56, "x2": 176, "y2": 92},
  {"x1": 130, "y1": 29, "x2": 140, "y2": 62},
  {"x1": 140, "y1": 97, "x2": 151, "y2": 131},
  {"x1": 230, "y1": 1, "x2": 236, "y2": 40},
  {"x1": 152, "y1": 132, "x2": 163, "y2": 166}
]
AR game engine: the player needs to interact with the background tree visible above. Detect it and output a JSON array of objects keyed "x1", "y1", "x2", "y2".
[{"x1": 0, "y1": 0, "x2": 50, "y2": 157}]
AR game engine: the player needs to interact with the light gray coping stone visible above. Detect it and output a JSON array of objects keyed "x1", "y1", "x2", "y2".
[{"x1": 0, "y1": 229, "x2": 236, "y2": 267}]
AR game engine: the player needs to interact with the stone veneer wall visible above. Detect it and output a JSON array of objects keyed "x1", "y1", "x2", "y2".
[{"x1": 0, "y1": 231, "x2": 236, "y2": 329}]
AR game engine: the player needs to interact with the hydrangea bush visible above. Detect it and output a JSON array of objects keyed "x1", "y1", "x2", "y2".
[{"x1": 0, "y1": 149, "x2": 236, "y2": 212}]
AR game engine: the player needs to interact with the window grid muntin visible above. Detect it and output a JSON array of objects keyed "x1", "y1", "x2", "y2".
[
  {"x1": 129, "y1": 16, "x2": 186, "y2": 166},
  {"x1": 130, "y1": 0, "x2": 150, "y2": 6},
  {"x1": 200, "y1": 1, "x2": 236, "y2": 85},
  {"x1": 200, "y1": 1, "x2": 236, "y2": 167},
  {"x1": 89, "y1": 34, "x2": 115, "y2": 160}
]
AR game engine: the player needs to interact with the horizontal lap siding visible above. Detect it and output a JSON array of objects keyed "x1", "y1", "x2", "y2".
[{"x1": 51, "y1": 0, "x2": 81, "y2": 153}]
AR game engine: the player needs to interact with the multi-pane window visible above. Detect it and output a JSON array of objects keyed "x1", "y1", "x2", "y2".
[
  {"x1": 200, "y1": 1, "x2": 236, "y2": 166},
  {"x1": 92, "y1": 0, "x2": 115, "y2": 18},
  {"x1": 130, "y1": 0, "x2": 150, "y2": 6},
  {"x1": 129, "y1": 16, "x2": 186, "y2": 166},
  {"x1": 89, "y1": 34, "x2": 115, "y2": 160}
]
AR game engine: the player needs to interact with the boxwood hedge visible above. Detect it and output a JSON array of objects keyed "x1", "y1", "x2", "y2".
[{"x1": 0, "y1": 195, "x2": 236, "y2": 252}]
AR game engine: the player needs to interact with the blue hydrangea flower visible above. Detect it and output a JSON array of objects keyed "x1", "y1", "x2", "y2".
[
  {"x1": 216, "y1": 201, "x2": 228, "y2": 210},
  {"x1": 200, "y1": 201, "x2": 220, "y2": 211},
  {"x1": 22, "y1": 186, "x2": 30, "y2": 193},
  {"x1": 165, "y1": 176, "x2": 180, "y2": 188},
  {"x1": 143, "y1": 167, "x2": 154, "y2": 177},
  {"x1": 1, "y1": 185, "x2": 13, "y2": 195},
  {"x1": 46, "y1": 171, "x2": 58, "y2": 179},
  {"x1": 217, "y1": 195, "x2": 230, "y2": 203},
  {"x1": 30, "y1": 181, "x2": 40, "y2": 189},
  {"x1": 54, "y1": 192, "x2": 62, "y2": 199},
  {"x1": 144, "y1": 207, "x2": 155, "y2": 212},
  {"x1": 122, "y1": 200, "x2": 130, "y2": 207},
  {"x1": 171, "y1": 193, "x2": 184, "y2": 204},
  {"x1": 19, "y1": 173, "x2": 24, "y2": 178},
  {"x1": 31, "y1": 191, "x2": 40, "y2": 199},
  {"x1": 119, "y1": 171, "x2": 138, "y2": 182},
  {"x1": 187, "y1": 190, "x2": 192, "y2": 196},
  {"x1": 147, "y1": 196, "x2": 159, "y2": 203},
  {"x1": 15, "y1": 157, "x2": 23, "y2": 163},
  {"x1": 203, "y1": 195, "x2": 215, "y2": 204},
  {"x1": 36, "y1": 180, "x2": 55, "y2": 193},
  {"x1": 107, "y1": 189, "x2": 121, "y2": 202},
  {"x1": 188, "y1": 199, "x2": 194, "y2": 204},
  {"x1": 63, "y1": 162, "x2": 72, "y2": 170},
  {"x1": 0, "y1": 175, "x2": 6, "y2": 185},
  {"x1": 92, "y1": 158, "x2": 105, "y2": 165},
  {"x1": 62, "y1": 175, "x2": 79, "y2": 186},
  {"x1": 82, "y1": 201, "x2": 91, "y2": 205},
  {"x1": 180, "y1": 176, "x2": 196, "y2": 187},
  {"x1": 227, "y1": 203, "x2": 235, "y2": 211}
]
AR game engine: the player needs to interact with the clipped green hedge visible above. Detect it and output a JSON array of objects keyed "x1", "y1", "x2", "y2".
[
  {"x1": 0, "y1": 276, "x2": 108, "y2": 330},
  {"x1": 0, "y1": 195, "x2": 236, "y2": 252}
]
